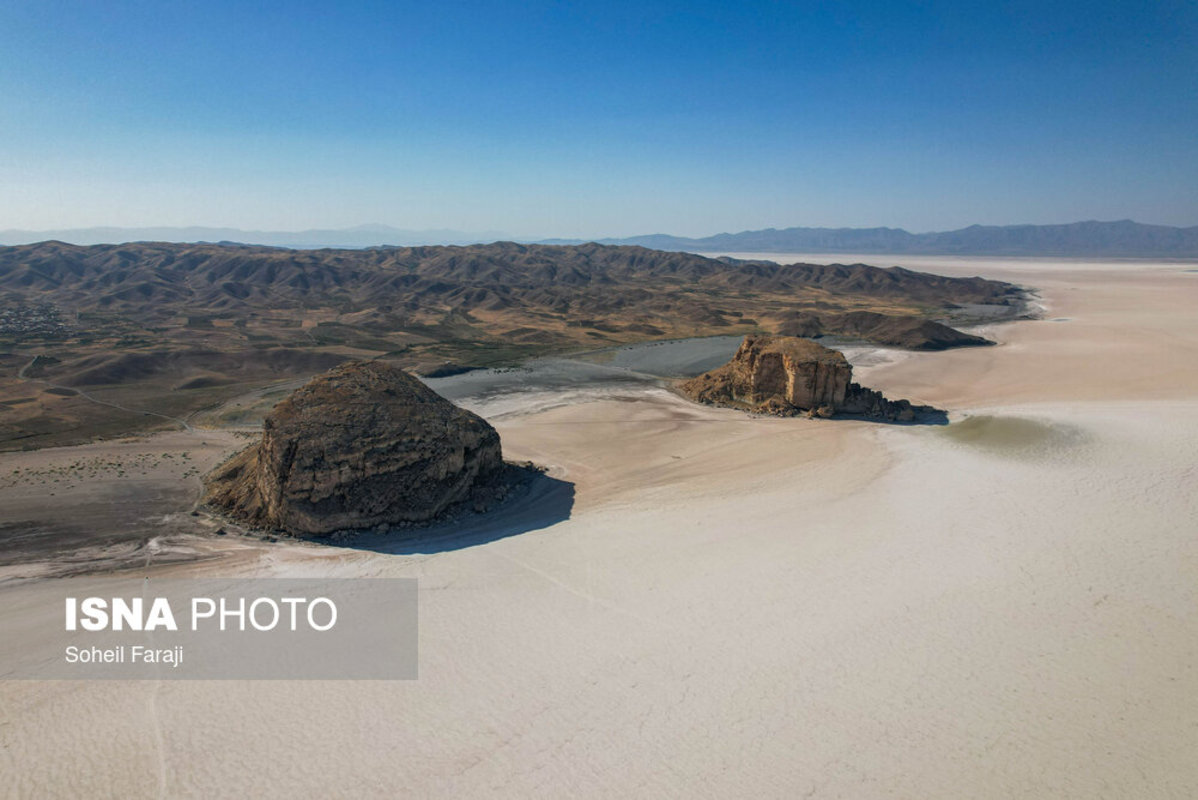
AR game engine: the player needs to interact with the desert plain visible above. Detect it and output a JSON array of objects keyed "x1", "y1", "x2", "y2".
[{"x1": 1, "y1": 256, "x2": 1196, "y2": 798}]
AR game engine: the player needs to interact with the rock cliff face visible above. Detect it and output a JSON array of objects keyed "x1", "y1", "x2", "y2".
[
  {"x1": 680, "y1": 335, "x2": 944, "y2": 423},
  {"x1": 203, "y1": 361, "x2": 506, "y2": 535},
  {"x1": 681, "y1": 336, "x2": 852, "y2": 415}
]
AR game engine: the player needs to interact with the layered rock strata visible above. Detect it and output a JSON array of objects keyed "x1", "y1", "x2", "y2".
[
  {"x1": 204, "y1": 360, "x2": 507, "y2": 535},
  {"x1": 680, "y1": 334, "x2": 943, "y2": 422}
]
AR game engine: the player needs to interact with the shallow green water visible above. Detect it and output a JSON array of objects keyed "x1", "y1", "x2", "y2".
[{"x1": 940, "y1": 414, "x2": 1087, "y2": 458}]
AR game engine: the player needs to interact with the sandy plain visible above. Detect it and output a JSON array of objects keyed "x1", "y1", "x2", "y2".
[{"x1": 1, "y1": 256, "x2": 1196, "y2": 798}]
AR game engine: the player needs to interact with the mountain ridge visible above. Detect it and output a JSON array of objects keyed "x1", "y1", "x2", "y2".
[
  {"x1": 4, "y1": 219, "x2": 1197, "y2": 256},
  {"x1": 0, "y1": 224, "x2": 510, "y2": 249},
  {"x1": 575, "y1": 220, "x2": 1198, "y2": 257}
]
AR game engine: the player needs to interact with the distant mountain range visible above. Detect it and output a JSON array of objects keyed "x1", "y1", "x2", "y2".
[
  {"x1": 553, "y1": 220, "x2": 1198, "y2": 257},
  {"x1": 0, "y1": 224, "x2": 509, "y2": 249},
  {"x1": 2, "y1": 219, "x2": 1196, "y2": 257}
]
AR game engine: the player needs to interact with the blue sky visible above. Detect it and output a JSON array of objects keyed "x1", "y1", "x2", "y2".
[{"x1": 1, "y1": 0, "x2": 1195, "y2": 236}]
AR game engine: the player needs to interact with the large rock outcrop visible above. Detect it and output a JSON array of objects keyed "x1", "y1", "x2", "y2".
[
  {"x1": 681, "y1": 336, "x2": 852, "y2": 414},
  {"x1": 680, "y1": 335, "x2": 944, "y2": 422},
  {"x1": 203, "y1": 361, "x2": 506, "y2": 535}
]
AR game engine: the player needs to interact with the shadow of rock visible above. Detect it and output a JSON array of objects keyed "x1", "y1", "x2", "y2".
[
  {"x1": 317, "y1": 471, "x2": 575, "y2": 555},
  {"x1": 837, "y1": 407, "x2": 949, "y2": 426}
]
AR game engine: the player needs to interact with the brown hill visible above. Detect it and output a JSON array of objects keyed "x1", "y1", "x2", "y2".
[
  {"x1": 777, "y1": 310, "x2": 993, "y2": 350},
  {"x1": 0, "y1": 241, "x2": 1021, "y2": 349}
]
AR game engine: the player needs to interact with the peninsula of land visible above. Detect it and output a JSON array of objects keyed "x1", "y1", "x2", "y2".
[{"x1": 0, "y1": 241, "x2": 1023, "y2": 449}]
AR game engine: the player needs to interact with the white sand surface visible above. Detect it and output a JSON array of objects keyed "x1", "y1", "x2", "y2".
[{"x1": 2, "y1": 258, "x2": 1197, "y2": 798}]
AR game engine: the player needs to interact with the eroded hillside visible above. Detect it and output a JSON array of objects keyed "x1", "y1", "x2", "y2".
[{"x1": 0, "y1": 240, "x2": 1025, "y2": 448}]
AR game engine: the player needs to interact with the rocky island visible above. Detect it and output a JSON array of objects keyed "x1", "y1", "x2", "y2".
[
  {"x1": 204, "y1": 360, "x2": 520, "y2": 536},
  {"x1": 680, "y1": 334, "x2": 945, "y2": 422}
]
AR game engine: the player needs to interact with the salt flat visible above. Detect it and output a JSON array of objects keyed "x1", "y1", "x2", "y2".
[{"x1": 2, "y1": 257, "x2": 1196, "y2": 798}]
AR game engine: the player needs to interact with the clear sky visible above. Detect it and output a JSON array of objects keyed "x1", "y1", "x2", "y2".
[{"x1": 1, "y1": 0, "x2": 1195, "y2": 237}]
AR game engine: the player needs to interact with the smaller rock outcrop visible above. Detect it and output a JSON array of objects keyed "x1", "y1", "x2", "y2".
[
  {"x1": 839, "y1": 383, "x2": 934, "y2": 423},
  {"x1": 679, "y1": 335, "x2": 944, "y2": 423},
  {"x1": 204, "y1": 360, "x2": 514, "y2": 536}
]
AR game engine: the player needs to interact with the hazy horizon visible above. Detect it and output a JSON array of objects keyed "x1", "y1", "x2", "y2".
[{"x1": 2, "y1": 217, "x2": 1197, "y2": 249}]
